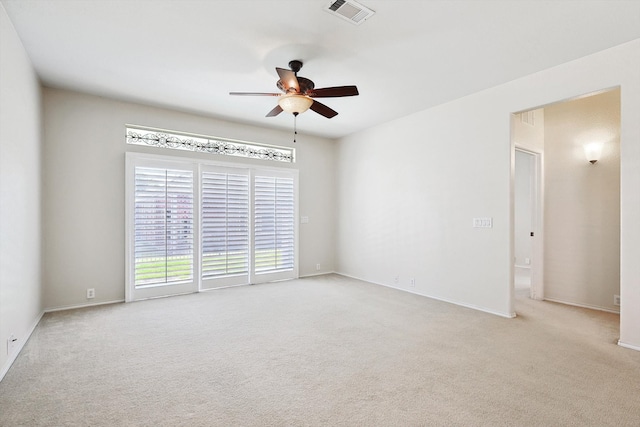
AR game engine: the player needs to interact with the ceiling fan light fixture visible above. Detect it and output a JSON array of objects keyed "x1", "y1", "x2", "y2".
[{"x1": 278, "y1": 94, "x2": 314, "y2": 115}]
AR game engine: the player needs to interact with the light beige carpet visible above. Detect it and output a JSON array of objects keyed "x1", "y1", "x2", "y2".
[{"x1": 1, "y1": 274, "x2": 639, "y2": 426}]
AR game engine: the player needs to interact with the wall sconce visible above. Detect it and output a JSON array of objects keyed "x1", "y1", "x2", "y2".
[{"x1": 584, "y1": 142, "x2": 603, "y2": 164}]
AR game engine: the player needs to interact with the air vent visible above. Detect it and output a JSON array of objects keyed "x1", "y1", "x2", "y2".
[
  {"x1": 520, "y1": 110, "x2": 535, "y2": 126},
  {"x1": 324, "y1": 0, "x2": 375, "y2": 25}
]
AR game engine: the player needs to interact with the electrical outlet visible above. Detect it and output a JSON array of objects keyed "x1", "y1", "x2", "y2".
[
  {"x1": 409, "y1": 278, "x2": 415, "y2": 288},
  {"x1": 7, "y1": 335, "x2": 17, "y2": 355},
  {"x1": 614, "y1": 295, "x2": 621, "y2": 306},
  {"x1": 87, "y1": 288, "x2": 95, "y2": 299},
  {"x1": 316, "y1": 263, "x2": 321, "y2": 271}
]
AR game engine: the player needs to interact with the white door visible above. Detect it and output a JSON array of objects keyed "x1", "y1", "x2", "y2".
[
  {"x1": 126, "y1": 157, "x2": 199, "y2": 301},
  {"x1": 514, "y1": 148, "x2": 543, "y2": 300}
]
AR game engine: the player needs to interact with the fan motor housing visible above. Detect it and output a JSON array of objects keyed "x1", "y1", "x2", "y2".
[{"x1": 277, "y1": 76, "x2": 315, "y2": 94}]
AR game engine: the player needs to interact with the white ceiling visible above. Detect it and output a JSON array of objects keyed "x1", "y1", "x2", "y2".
[{"x1": 3, "y1": 0, "x2": 640, "y2": 139}]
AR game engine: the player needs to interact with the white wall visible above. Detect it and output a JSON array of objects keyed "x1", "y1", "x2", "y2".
[
  {"x1": 337, "y1": 97, "x2": 513, "y2": 317},
  {"x1": 336, "y1": 40, "x2": 640, "y2": 349},
  {"x1": 544, "y1": 89, "x2": 620, "y2": 312},
  {"x1": 42, "y1": 88, "x2": 336, "y2": 310},
  {"x1": 0, "y1": 5, "x2": 43, "y2": 378}
]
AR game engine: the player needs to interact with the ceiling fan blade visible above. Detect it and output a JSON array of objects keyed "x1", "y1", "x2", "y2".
[
  {"x1": 310, "y1": 100, "x2": 338, "y2": 119},
  {"x1": 276, "y1": 67, "x2": 300, "y2": 93},
  {"x1": 309, "y1": 86, "x2": 359, "y2": 98},
  {"x1": 229, "y1": 92, "x2": 281, "y2": 96},
  {"x1": 266, "y1": 105, "x2": 283, "y2": 117}
]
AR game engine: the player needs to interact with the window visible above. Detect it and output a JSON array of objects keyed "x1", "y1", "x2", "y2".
[
  {"x1": 126, "y1": 153, "x2": 298, "y2": 301},
  {"x1": 201, "y1": 169, "x2": 250, "y2": 289},
  {"x1": 254, "y1": 175, "x2": 295, "y2": 274},
  {"x1": 126, "y1": 126, "x2": 295, "y2": 163},
  {"x1": 134, "y1": 167, "x2": 194, "y2": 287}
]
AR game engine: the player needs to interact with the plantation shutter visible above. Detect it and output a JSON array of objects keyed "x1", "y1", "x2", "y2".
[
  {"x1": 201, "y1": 170, "x2": 250, "y2": 288},
  {"x1": 254, "y1": 175, "x2": 295, "y2": 275},
  {"x1": 134, "y1": 167, "x2": 194, "y2": 287},
  {"x1": 127, "y1": 152, "x2": 297, "y2": 300}
]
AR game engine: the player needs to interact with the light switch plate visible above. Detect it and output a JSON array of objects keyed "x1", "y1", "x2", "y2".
[{"x1": 473, "y1": 217, "x2": 493, "y2": 228}]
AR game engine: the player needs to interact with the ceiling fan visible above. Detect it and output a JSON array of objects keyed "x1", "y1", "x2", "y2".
[{"x1": 229, "y1": 60, "x2": 359, "y2": 119}]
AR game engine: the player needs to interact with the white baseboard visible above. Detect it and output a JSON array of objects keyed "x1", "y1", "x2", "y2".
[
  {"x1": 0, "y1": 310, "x2": 45, "y2": 383},
  {"x1": 44, "y1": 299, "x2": 124, "y2": 313},
  {"x1": 617, "y1": 340, "x2": 640, "y2": 352},
  {"x1": 299, "y1": 271, "x2": 336, "y2": 278},
  {"x1": 543, "y1": 297, "x2": 620, "y2": 314},
  {"x1": 334, "y1": 272, "x2": 516, "y2": 319}
]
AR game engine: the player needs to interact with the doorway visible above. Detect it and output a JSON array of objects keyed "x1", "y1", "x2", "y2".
[{"x1": 510, "y1": 88, "x2": 621, "y2": 317}]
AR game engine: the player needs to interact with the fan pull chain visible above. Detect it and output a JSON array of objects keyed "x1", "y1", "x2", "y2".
[{"x1": 293, "y1": 112, "x2": 298, "y2": 143}]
